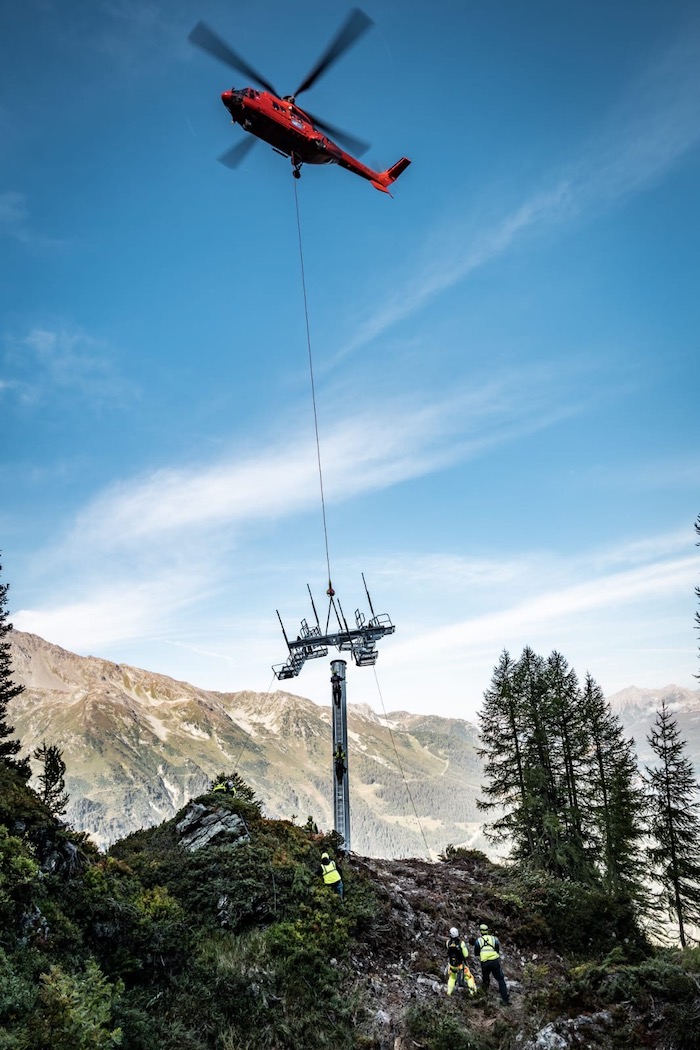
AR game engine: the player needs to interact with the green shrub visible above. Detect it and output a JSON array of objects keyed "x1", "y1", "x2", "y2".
[
  {"x1": 209, "y1": 772, "x2": 263, "y2": 812},
  {"x1": 0, "y1": 946, "x2": 37, "y2": 1027},
  {"x1": 570, "y1": 956, "x2": 696, "y2": 1006},
  {"x1": 0, "y1": 825, "x2": 39, "y2": 932},
  {"x1": 403, "y1": 1003, "x2": 482, "y2": 1050},
  {"x1": 513, "y1": 868, "x2": 646, "y2": 956},
  {"x1": 439, "y1": 844, "x2": 496, "y2": 868},
  {"x1": 31, "y1": 959, "x2": 123, "y2": 1049}
]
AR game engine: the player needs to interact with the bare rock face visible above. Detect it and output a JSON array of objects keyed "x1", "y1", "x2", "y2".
[
  {"x1": 520, "y1": 1012, "x2": 614, "y2": 1049},
  {"x1": 175, "y1": 803, "x2": 250, "y2": 851}
]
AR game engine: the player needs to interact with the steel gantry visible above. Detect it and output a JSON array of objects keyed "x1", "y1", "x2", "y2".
[{"x1": 272, "y1": 578, "x2": 394, "y2": 852}]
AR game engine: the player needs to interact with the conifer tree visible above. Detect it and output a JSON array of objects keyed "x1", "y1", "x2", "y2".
[
  {"x1": 543, "y1": 651, "x2": 591, "y2": 879},
  {"x1": 479, "y1": 646, "x2": 592, "y2": 877},
  {"x1": 512, "y1": 647, "x2": 554, "y2": 866},
  {"x1": 477, "y1": 649, "x2": 533, "y2": 852},
  {"x1": 0, "y1": 557, "x2": 25, "y2": 768},
  {"x1": 645, "y1": 700, "x2": 700, "y2": 946},
  {"x1": 33, "y1": 741, "x2": 70, "y2": 818},
  {"x1": 210, "y1": 770, "x2": 262, "y2": 811},
  {"x1": 603, "y1": 735, "x2": 647, "y2": 904},
  {"x1": 581, "y1": 674, "x2": 646, "y2": 899},
  {"x1": 479, "y1": 648, "x2": 645, "y2": 890}
]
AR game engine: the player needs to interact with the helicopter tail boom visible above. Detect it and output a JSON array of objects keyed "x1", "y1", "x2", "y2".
[{"x1": 370, "y1": 156, "x2": 411, "y2": 194}]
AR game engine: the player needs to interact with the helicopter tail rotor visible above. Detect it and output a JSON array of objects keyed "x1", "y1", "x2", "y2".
[{"x1": 369, "y1": 156, "x2": 411, "y2": 194}]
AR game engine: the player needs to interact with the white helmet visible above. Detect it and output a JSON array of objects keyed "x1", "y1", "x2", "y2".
[{"x1": 449, "y1": 927, "x2": 459, "y2": 938}]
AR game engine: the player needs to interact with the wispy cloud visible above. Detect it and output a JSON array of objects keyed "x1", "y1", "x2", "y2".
[
  {"x1": 0, "y1": 190, "x2": 66, "y2": 248},
  {"x1": 15, "y1": 369, "x2": 583, "y2": 649},
  {"x1": 2, "y1": 326, "x2": 134, "y2": 407},
  {"x1": 15, "y1": 502, "x2": 698, "y2": 710},
  {"x1": 342, "y1": 25, "x2": 700, "y2": 356},
  {"x1": 62, "y1": 367, "x2": 584, "y2": 551},
  {"x1": 369, "y1": 536, "x2": 698, "y2": 717},
  {"x1": 339, "y1": 183, "x2": 574, "y2": 359},
  {"x1": 14, "y1": 570, "x2": 204, "y2": 650},
  {"x1": 0, "y1": 191, "x2": 28, "y2": 232},
  {"x1": 386, "y1": 555, "x2": 695, "y2": 662},
  {"x1": 577, "y1": 30, "x2": 700, "y2": 204}
]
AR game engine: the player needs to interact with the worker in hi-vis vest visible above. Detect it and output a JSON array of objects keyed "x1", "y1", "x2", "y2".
[
  {"x1": 318, "y1": 851, "x2": 343, "y2": 899},
  {"x1": 470, "y1": 923, "x2": 510, "y2": 1004},
  {"x1": 445, "y1": 927, "x2": 477, "y2": 996}
]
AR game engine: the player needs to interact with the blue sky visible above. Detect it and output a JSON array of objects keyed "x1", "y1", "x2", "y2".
[{"x1": 2, "y1": 0, "x2": 699, "y2": 720}]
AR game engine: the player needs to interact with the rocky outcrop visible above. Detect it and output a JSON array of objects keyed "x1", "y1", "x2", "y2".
[
  {"x1": 175, "y1": 802, "x2": 250, "y2": 851},
  {"x1": 519, "y1": 1012, "x2": 614, "y2": 1049}
]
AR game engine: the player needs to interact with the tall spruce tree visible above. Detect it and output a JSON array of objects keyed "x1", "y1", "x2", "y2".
[
  {"x1": 542, "y1": 651, "x2": 591, "y2": 880},
  {"x1": 513, "y1": 646, "x2": 558, "y2": 870},
  {"x1": 603, "y1": 735, "x2": 647, "y2": 904},
  {"x1": 479, "y1": 647, "x2": 645, "y2": 893},
  {"x1": 580, "y1": 673, "x2": 646, "y2": 899},
  {"x1": 479, "y1": 646, "x2": 593, "y2": 878},
  {"x1": 477, "y1": 649, "x2": 534, "y2": 852},
  {"x1": 645, "y1": 700, "x2": 700, "y2": 947},
  {"x1": 33, "y1": 741, "x2": 70, "y2": 818},
  {"x1": 0, "y1": 557, "x2": 25, "y2": 768}
]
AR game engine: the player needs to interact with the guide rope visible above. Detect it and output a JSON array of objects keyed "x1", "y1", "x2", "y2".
[
  {"x1": 292, "y1": 175, "x2": 334, "y2": 599},
  {"x1": 372, "y1": 666, "x2": 433, "y2": 860},
  {"x1": 232, "y1": 672, "x2": 278, "y2": 776}
]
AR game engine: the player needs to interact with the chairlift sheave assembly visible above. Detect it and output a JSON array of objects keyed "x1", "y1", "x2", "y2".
[
  {"x1": 273, "y1": 576, "x2": 395, "y2": 680},
  {"x1": 188, "y1": 8, "x2": 411, "y2": 193}
]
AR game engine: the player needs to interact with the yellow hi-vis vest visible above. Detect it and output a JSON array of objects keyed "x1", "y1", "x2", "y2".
[
  {"x1": 321, "y1": 860, "x2": 341, "y2": 885},
  {"x1": 476, "y1": 934, "x2": 500, "y2": 961}
]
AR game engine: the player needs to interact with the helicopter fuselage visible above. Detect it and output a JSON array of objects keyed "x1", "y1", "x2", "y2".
[
  {"x1": 221, "y1": 87, "x2": 409, "y2": 192},
  {"x1": 222, "y1": 88, "x2": 335, "y2": 164}
]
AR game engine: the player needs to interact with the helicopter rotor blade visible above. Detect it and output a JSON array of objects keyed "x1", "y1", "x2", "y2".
[
  {"x1": 293, "y1": 7, "x2": 373, "y2": 98},
  {"x1": 188, "y1": 22, "x2": 279, "y2": 95},
  {"x1": 304, "y1": 110, "x2": 370, "y2": 157},
  {"x1": 217, "y1": 136, "x2": 258, "y2": 169}
]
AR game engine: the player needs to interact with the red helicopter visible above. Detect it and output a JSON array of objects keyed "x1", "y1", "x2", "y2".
[{"x1": 188, "y1": 8, "x2": 410, "y2": 194}]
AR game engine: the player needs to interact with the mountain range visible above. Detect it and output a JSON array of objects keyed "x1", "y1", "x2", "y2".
[
  {"x1": 9, "y1": 631, "x2": 484, "y2": 856},
  {"x1": 9, "y1": 631, "x2": 700, "y2": 856},
  {"x1": 607, "y1": 682, "x2": 700, "y2": 765}
]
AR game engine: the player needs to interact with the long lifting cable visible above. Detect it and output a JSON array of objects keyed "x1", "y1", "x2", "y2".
[
  {"x1": 226, "y1": 178, "x2": 334, "y2": 809},
  {"x1": 372, "y1": 665, "x2": 433, "y2": 860},
  {"x1": 232, "y1": 672, "x2": 278, "y2": 777},
  {"x1": 292, "y1": 176, "x2": 333, "y2": 595}
]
